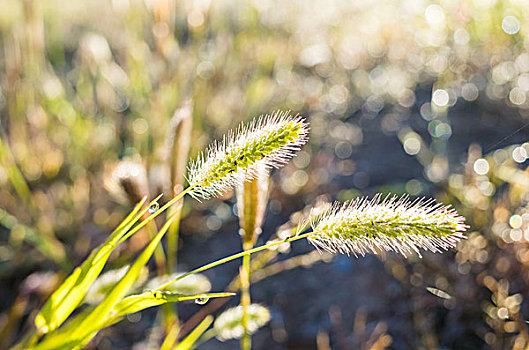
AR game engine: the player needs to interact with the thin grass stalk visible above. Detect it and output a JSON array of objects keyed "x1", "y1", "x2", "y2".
[
  {"x1": 163, "y1": 196, "x2": 185, "y2": 346},
  {"x1": 163, "y1": 101, "x2": 193, "y2": 348},
  {"x1": 167, "y1": 201, "x2": 184, "y2": 273},
  {"x1": 160, "y1": 322, "x2": 180, "y2": 350},
  {"x1": 176, "y1": 235, "x2": 287, "y2": 339},
  {"x1": 116, "y1": 184, "x2": 196, "y2": 245},
  {"x1": 236, "y1": 165, "x2": 268, "y2": 350},
  {"x1": 176, "y1": 247, "x2": 319, "y2": 340},
  {"x1": 240, "y1": 253, "x2": 251, "y2": 350},
  {"x1": 154, "y1": 232, "x2": 315, "y2": 291},
  {"x1": 166, "y1": 101, "x2": 193, "y2": 272},
  {"x1": 172, "y1": 315, "x2": 214, "y2": 350},
  {"x1": 176, "y1": 251, "x2": 270, "y2": 340},
  {"x1": 146, "y1": 220, "x2": 167, "y2": 276}
]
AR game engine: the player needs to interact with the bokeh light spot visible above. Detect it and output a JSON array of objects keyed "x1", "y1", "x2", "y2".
[
  {"x1": 510, "y1": 229, "x2": 521, "y2": 243},
  {"x1": 497, "y1": 307, "x2": 509, "y2": 320},
  {"x1": 509, "y1": 88, "x2": 526, "y2": 105},
  {"x1": 425, "y1": 5, "x2": 445, "y2": 26},
  {"x1": 512, "y1": 146, "x2": 527, "y2": 163},
  {"x1": 335, "y1": 141, "x2": 353, "y2": 159},
  {"x1": 403, "y1": 137, "x2": 420, "y2": 155},
  {"x1": 132, "y1": 118, "x2": 148, "y2": 134},
  {"x1": 509, "y1": 214, "x2": 523, "y2": 229},
  {"x1": 473, "y1": 158, "x2": 489, "y2": 175},
  {"x1": 461, "y1": 83, "x2": 479, "y2": 101},
  {"x1": 405, "y1": 179, "x2": 422, "y2": 195},
  {"x1": 502, "y1": 16, "x2": 520, "y2": 35},
  {"x1": 432, "y1": 89, "x2": 449, "y2": 107}
]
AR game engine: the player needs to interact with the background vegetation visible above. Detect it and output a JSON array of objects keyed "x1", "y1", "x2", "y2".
[{"x1": 2, "y1": 0, "x2": 529, "y2": 348}]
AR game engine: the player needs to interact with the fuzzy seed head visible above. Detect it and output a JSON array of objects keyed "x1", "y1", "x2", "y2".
[
  {"x1": 309, "y1": 194, "x2": 468, "y2": 258},
  {"x1": 214, "y1": 304, "x2": 271, "y2": 341},
  {"x1": 145, "y1": 272, "x2": 211, "y2": 295},
  {"x1": 187, "y1": 110, "x2": 309, "y2": 199}
]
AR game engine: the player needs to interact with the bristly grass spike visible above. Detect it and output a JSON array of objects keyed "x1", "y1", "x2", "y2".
[
  {"x1": 309, "y1": 194, "x2": 468, "y2": 258},
  {"x1": 186, "y1": 110, "x2": 309, "y2": 200}
]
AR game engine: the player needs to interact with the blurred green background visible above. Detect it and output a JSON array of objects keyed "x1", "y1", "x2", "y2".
[{"x1": 2, "y1": 0, "x2": 529, "y2": 348}]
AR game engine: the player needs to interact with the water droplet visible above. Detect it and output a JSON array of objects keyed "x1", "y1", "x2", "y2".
[
  {"x1": 148, "y1": 202, "x2": 159, "y2": 214},
  {"x1": 195, "y1": 297, "x2": 209, "y2": 305}
]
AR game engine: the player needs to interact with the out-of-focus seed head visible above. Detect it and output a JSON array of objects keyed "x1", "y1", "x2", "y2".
[
  {"x1": 309, "y1": 194, "x2": 468, "y2": 258},
  {"x1": 214, "y1": 304, "x2": 271, "y2": 341},
  {"x1": 148, "y1": 164, "x2": 171, "y2": 202},
  {"x1": 104, "y1": 159, "x2": 149, "y2": 205},
  {"x1": 145, "y1": 272, "x2": 211, "y2": 295},
  {"x1": 85, "y1": 266, "x2": 148, "y2": 304},
  {"x1": 187, "y1": 110, "x2": 309, "y2": 200}
]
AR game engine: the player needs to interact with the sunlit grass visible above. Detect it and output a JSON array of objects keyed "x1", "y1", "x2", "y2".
[{"x1": 2, "y1": 0, "x2": 529, "y2": 348}]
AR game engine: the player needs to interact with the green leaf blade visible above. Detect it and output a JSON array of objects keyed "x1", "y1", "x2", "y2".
[{"x1": 33, "y1": 198, "x2": 148, "y2": 334}]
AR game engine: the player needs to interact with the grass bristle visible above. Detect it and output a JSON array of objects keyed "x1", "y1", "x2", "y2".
[
  {"x1": 187, "y1": 110, "x2": 309, "y2": 199},
  {"x1": 309, "y1": 194, "x2": 468, "y2": 258}
]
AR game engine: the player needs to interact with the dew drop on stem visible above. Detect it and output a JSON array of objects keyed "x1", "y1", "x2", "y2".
[
  {"x1": 195, "y1": 297, "x2": 209, "y2": 305},
  {"x1": 148, "y1": 202, "x2": 159, "y2": 214}
]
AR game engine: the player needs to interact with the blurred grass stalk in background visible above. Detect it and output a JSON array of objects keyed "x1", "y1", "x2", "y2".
[
  {"x1": 160, "y1": 100, "x2": 193, "y2": 349},
  {"x1": 236, "y1": 164, "x2": 269, "y2": 350}
]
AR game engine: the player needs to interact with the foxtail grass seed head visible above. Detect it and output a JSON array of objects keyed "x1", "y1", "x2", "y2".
[
  {"x1": 187, "y1": 110, "x2": 309, "y2": 199},
  {"x1": 309, "y1": 194, "x2": 468, "y2": 258},
  {"x1": 236, "y1": 163, "x2": 269, "y2": 246},
  {"x1": 214, "y1": 304, "x2": 271, "y2": 341}
]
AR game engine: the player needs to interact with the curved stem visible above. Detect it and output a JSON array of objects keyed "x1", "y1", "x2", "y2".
[{"x1": 154, "y1": 231, "x2": 319, "y2": 291}]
